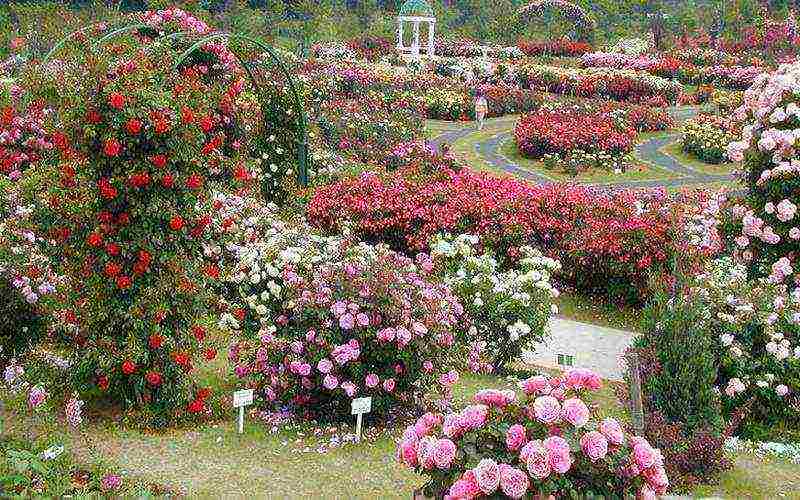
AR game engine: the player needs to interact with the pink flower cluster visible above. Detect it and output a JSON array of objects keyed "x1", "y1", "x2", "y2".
[{"x1": 398, "y1": 369, "x2": 669, "y2": 499}]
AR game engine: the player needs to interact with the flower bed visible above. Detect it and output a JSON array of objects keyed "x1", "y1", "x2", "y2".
[
  {"x1": 681, "y1": 114, "x2": 739, "y2": 164},
  {"x1": 399, "y1": 369, "x2": 669, "y2": 498},
  {"x1": 308, "y1": 169, "x2": 681, "y2": 303},
  {"x1": 424, "y1": 85, "x2": 541, "y2": 121},
  {"x1": 517, "y1": 39, "x2": 593, "y2": 57},
  {"x1": 518, "y1": 64, "x2": 682, "y2": 104}
]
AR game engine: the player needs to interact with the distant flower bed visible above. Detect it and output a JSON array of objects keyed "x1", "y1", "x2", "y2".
[
  {"x1": 518, "y1": 64, "x2": 681, "y2": 104},
  {"x1": 399, "y1": 369, "x2": 669, "y2": 499},
  {"x1": 424, "y1": 85, "x2": 541, "y2": 121},
  {"x1": 514, "y1": 108, "x2": 636, "y2": 173},
  {"x1": 309, "y1": 169, "x2": 684, "y2": 303},
  {"x1": 517, "y1": 39, "x2": 593, "y2": 57},
  {"x1": 681, "y1": 114, "x2": 738, "y2": 164}
]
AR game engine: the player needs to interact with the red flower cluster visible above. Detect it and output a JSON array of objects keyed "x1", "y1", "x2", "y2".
[
  {"x1": 308, "y1": 169, "x2": 685, "y2": 302},
  {"x1": 514, "y1": 108, "x2": 636, "y2": 159},
  {"x1": 517, "y1": 39, "x2": 593, "y2": 57}
]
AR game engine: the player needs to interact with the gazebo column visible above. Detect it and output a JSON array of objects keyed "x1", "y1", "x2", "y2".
[
  {"x1": 427, "y1": 21, "x2": 436, "y2": 56},
  {"x1": 397, "y1": 20, "x2": 405, "y2": 50},
  {"x1": 412, "y1": 20, "x2": 421, "y2": 56}
]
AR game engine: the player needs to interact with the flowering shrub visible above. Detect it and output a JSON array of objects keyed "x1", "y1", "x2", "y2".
[
  {"x1": 518, "y1": 64, "x2": 682, "y2": 104},
  {"x1": 217, "y1": 198, "x2": 464, "y2": 419},
  {"x1": 429, "y1": 234, "x2": 559, "y2": 373},
  {"x1": 517, "y1": 39, "x2": 593, "y2": 57},
  {"x1": 398, "y1": 369, "x2": 669, "y2": 499},
  {"x1": 424, "y1": 85, "x2": 541, "y2": 121},
  {"x1": 1, "y1": 101, "x2": 53, "y2": 181},
  {"x1": 726, "y1": 62, "x2": 800, "y2": 286},
  {"x1": 17, "y1": 8, "x2": 265, "y2": 422},
  {"x1": 607, "y1": 36, "x2": 653, "y2": 56},
  {"x1": 684, "y1": 258, "x2": 800, "y2": 440},
  {"x1": 309, "y1": 170, "x2": 680, "y2": 303},
  {"x1": 346, "y1": 35, "x2": 394, "y2": 62},
  {"x1": 681, "y1": 114, "x2": 739, "y2": 164}
]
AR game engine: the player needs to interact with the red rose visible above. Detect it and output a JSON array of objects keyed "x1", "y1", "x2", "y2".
[
  {"x1": 191, "y1": 325, "x2": 206, "y2": 341},
  {"x1": 108, "y1": 92, "x2": 126, "y2": 110},
  {"x1": 181, "y1": 106, "x2": 195, "y2": 124},
  {"x1": 205, "y1": 264, "x2": 220, "y2": 279},
  {"x1": 203, "y1": 348, "x2": 217, "y2": 360},
  {"x1": 138, "y1": 250, "x2": 152, "y2": 264},
  {"x1": 116, "y1": 275, "x2": 132, "y2": 290},
  {"x1": 52, "y1": 132, "x2": 69, "y2": 151},
  {"x1": 116, "y1": 212, "x2": 130, "y2": 226},
  {"x1": 187, "y1": 399, "x2": 204, "y2": 413},
  {"x1": 234, "y1": 308, "x2": 246, "y2": 321},
  {"x1": 86, "y1": 110, "x2": 102, "y2": 124},
  {"x1": 197, "y1": 388, "x2": 212, "y2": 400},
  {"x1": 105, "y1": 243, "x2": 120, "y2": 256},
  {"x1": 87, "y1": 232, "x2": 103, "y2": 247},
  {"x1": 154, "y1": 118, "x2": 170, "y2": 134},
  {"x1": 148, "y1": 334, "x2": 164, "y2": 349},
  {"x1": 98, "y1": 211, "x2": 113, "y2": 224},
  {"x1": 169, "y1": 215, "x2": 184, "y2": 231},
  {"x1": 98, "y1": 375, "x2": 109, "y2": 391},
  {"x1": 161, "y1": 174, "x2": 175, "y2": 188},
  {"x1": 185, "y1": 174, "x2": 203, "y2": 190},
  {"x1": 104, "y1": 262, "x2": 121, "y2": 277},
  {"x1": 125, "y1": 118, "x2": 142, "y2": 135},
  {"x1": 103, "y1": 138, "x2": 122, "y2": 157},
  {"x1": 133, "y1": 261, "x2": 148, "y2": 276},
  {"x1": 129, "y1": 172, "x2": 150, "y2": 188},
  {"x1": 199, "y1": 114, "x2": 214, "y2": 132},
  {"x1": 154, "y1": 310, "x2": 167, "y2": 323},
  {"x1": 121, "y1": 359, "x2": 136, "y2": 375},
  {"x1": 145, "y1": 371, "x2": 162, "y2": 387},
  {"x1": 150, "y1": 154, "x2": 167, "y2": 168}
]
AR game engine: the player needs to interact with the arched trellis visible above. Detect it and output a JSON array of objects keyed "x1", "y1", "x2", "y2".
[
  {"x1": 518, "y1": 0, "x2": 597, "y2": 43},
  {"x1": 43, "y1": 23, "x2": 309, "y2": 189}
]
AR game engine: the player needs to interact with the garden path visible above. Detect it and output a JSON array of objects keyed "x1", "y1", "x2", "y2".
[
  {"x1": 428, "y1": 105, "x2": 738, "y2": 189},
  {"x1": 523, "y1": 317, "x2": 635, "y2": 381}
]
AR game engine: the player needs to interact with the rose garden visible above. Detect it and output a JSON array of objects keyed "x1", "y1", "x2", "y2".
[{"x1": 0, "y1": 0, "x2": 799, "y2": 498}]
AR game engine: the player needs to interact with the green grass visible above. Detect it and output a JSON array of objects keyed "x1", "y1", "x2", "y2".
[{"x1": 661, "y1": 140, "x2": 737, "y2": 176}]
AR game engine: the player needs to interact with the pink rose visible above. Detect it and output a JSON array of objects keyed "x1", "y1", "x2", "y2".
[
  {"x1": 562, "y1": 397, "x2": 590, "y2": 428},
  {"x1": 365, "y1": 373, "x2": 379, "y2": 388},
  {"x1": 422, "y1": 360, "x2": 434, "y2": 373},
  {"x1": 599, "y1": 417, "x2": 625, "y2": 446},
  {"x1": 525, "y1": 444, "x2": 551, "y2": 479},
  {"x1": 339, "y1": 313, "x2": 355, "y2": 330},
  {"x1": 580, "y1": 431, "x2": 609, "y2": 462},
  {"x1": 532, "y1": 396, "x2": 561, "y2": 425},
  {"x1": 633, "y1": 442, "x2": 657, "y2": 469},
  {"x1": 443, "y1": 413, "x2": 463, "y2": 438},
  {"x1": 459, "y1": 404, "x2": 488, "y2": 430},
  {"x1": 317, "y1": 358, "x2": 333, "y2": 374},
  {"x1": 341, "y1": 381, "x2": 357, "y2": 397},
  {"x1": 643, "y1": 464, "x2": 669, "y2": 494},
  {"x1": 499, "y1": 464, "x2": 530, "y2": 499},
  {"x1": 433, "y1": 438, "x2": 457, "y2": 469},
  {"x1": 399, "y1": 440, "x2": 418, "y2": 466},
  {"x1": 323, "y1": 374, "x2": 338, "y2": 390},
  {"x1": 506, "y1": 424, "x2": 527, "y2": 452},
  {"x1": 416, "y1": 436, "x2": 437, "y2": 469},
  {"x1": 383, "y1": 378, "x2": 396, "y2": 392},
  {"x1": 448, "y1": 471, "x2": 480, "y2": 498},
  {"x1": 520, "y1": 375, "x2": 549, "y2": 395},
  {"x1": 356, "y1": 312, "x2": 370, "y2": 327},
  {"x1": 543, "y1": 436, "x2": 572, "y2": 474},
  {"x1": 474, "y1": 458, "x2": 500, "y2": 494}
]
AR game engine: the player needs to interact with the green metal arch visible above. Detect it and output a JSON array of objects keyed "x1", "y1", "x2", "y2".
[
  {"x1": 43, "y1": 23, "x2": 309, "y2": 188},
  {"x1": 172, "y1": 32, "x2": 309, "y2": 187}
]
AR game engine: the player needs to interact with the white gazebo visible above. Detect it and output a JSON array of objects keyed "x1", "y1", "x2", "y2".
[{"x1": 397, "y1": 0, "x2": 436, "y2": 58}]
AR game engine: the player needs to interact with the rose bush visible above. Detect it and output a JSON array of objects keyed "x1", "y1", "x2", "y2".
[
  {"x1": 681, "y1": 114, "x2": 739, "y2": 164},
  {"x1": 0, "y1": 101, "x2": 53, "y2": 181},
  {"x1": 398, "y1": 369, "x2": 669, "y2": 499},
  {"x1": 429, "y1": 234, "x2": 560, "y2": 373},
  {"x1": 216, "y1": 194, "x2": 464, "y2": 419}
]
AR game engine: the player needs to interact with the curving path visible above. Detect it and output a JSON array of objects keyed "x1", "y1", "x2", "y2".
[{"x1": 428, "y1": 106, "x2": 738, "y2": 189}]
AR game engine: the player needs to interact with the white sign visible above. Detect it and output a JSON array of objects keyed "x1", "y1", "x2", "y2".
[
  {"x1": 351, "y1": 397, "x2": 372, "y2": 415},
  {"x1": 351, "y1": 397, "x2": 372, "y2": 443},
  {"x1": 233, "y1": 389, "x2": 254, "y2": 408},
  {"x1": 233, "y1": 389, "x2": 255, "y2": 434}
]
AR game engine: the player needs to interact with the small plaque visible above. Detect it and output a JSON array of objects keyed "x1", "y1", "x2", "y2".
[
  {"x1": 351, "y1": 397, "x2": 372, "y2": 415},
  {"x1": 233, "y1": 389, "x2": 254, "y2": 408}
]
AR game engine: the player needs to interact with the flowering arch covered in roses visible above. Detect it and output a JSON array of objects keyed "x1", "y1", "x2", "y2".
[{"x1": 518, "y1": 0, "x2": 597, "y2": 43}]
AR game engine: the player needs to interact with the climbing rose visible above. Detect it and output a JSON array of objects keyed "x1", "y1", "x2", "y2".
[{"x1": 580, "y1": 431, "x2": 609, "y2": 462}]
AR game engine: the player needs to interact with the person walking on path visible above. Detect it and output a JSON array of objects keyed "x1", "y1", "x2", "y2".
[{"x1": 474, "y1": 88, "x2": 488, "y2": 131}]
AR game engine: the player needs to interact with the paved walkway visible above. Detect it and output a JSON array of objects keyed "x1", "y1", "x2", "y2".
[
  {"x1": 523, "y1": 318, "x2": 635, "y2": 381},
  {"x1": 428, "y1": 105, "x2": 738, "y2": 190}
]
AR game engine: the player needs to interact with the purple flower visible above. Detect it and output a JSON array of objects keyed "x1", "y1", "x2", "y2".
[{"x1": 339, "y1": 313, "x2": 355, "y2": 330}]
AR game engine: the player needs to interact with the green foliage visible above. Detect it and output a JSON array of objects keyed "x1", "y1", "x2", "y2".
[{"x1": 0, "y1": 279, "x2": 46, "y2": 369}]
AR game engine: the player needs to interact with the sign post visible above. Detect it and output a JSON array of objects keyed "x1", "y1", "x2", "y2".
[
  {"x1": 233, "y1": 389, "x2": 254, "y2": 434},
  {"x1": 350, "y1": 397, "x2": 372, "y2": 443},
  {"x1": 626, "y1": 351, "x2": 646, "y2": 436}
]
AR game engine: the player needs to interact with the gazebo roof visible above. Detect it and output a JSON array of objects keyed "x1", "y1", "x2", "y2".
[{"x1": 399, "y1": 0, "x2": 435, "y2": 17}]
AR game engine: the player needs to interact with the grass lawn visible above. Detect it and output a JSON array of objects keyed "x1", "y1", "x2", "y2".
[{"x1": 661, "y1": 141, "x2": 737, "y2": 176}]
